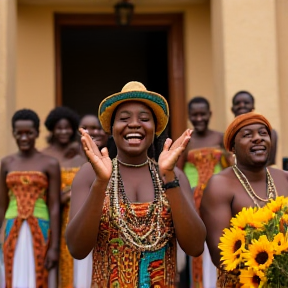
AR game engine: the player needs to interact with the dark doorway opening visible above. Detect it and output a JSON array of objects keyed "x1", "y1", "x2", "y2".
[
  {"x1": 55, "y1": 14, "x2": 186, "y2": 140},
  {"x1": 61, "y1": 26, "x2": 169, "y2": 121}
]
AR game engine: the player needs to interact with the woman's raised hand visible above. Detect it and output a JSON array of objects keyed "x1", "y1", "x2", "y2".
[
  {"x1": 158, "y1": 129, "x2": 192, "y2": 176},
  {"x1": 79, "y1": 128, "x2": 112, "y2": 182}
]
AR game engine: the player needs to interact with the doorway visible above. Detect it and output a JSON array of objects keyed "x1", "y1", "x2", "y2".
[{"x1": 55, "y1": 13, "x2": 186, "y2": 139}]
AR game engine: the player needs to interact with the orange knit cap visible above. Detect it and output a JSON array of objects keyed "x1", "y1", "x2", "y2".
[{"x1": 223, "y1": 112, "x2": 272, "y2": 151}]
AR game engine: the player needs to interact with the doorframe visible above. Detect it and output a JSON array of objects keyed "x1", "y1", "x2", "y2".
[{"x1": 55, "y1": 13, "x2": 186, "y2": 140}]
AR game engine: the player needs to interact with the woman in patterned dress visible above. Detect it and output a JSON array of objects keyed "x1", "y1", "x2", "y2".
[
  {"x1": 43, "y1": 107, "x2": 96, "y2": 288},
  {"x1": 0, "y1": 109, "x2": 61, "y2": 288},
  {"x1": 66, "y1": 81, "x2": 207, "y2": 288}
]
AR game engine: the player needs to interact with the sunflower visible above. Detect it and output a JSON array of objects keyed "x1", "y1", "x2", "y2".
[
  {"x1": 266, "y1": 196, "x2": 287, "y2": 213},
  {"x1": 243, "y1": 235, "x2": 274, "y2": 271},
  {"x1": 239, "y1": 268, "x2": 266, "y2": 288},
  {"x1": 272, "y1": 233, "x2": 288, "y2": 255},
  {"x1": 230, "y1": 207, "x2": 258, "y2": 229},
  {"x1": 253, "y1": 206, "x2": 275, "y2": 228},
  {"x1": 219, "y1": 227, "x2": 246, "y2": 271}
]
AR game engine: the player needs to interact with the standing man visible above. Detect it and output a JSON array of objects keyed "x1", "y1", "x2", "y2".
[
  {"x1": 231, "y1": 90, "x2": 277, "y2": 166},
  {"x1": 200, "y1": 112, "x2": 288, "y2": 287},
  {"x1": 178, "y1": 96, "x2": 230, "y2": 288}
]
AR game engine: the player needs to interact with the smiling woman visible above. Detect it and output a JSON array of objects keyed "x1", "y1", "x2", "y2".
[
  {"x1": 42, "y1": 106, "x2": 93, "y2": 288},
  {"x1": 78, "y1": 114, "x2": 109, "y2": 158},
  {"x1": 65, "y1": 81, "x2": 206, "y2": 288},
  {"x1": 0, "y1": 109, "x2": 61, "y2": 288},
  {"x1": 42, "y1": 106, "x2": 80, "y2": 164}
]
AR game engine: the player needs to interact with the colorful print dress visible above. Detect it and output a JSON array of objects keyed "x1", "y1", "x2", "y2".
[
  {"x1": 92, "y1": 200, "x2": 177, "y2": 288},
  {"x1": 183, "y1": 148, "x2": 229, "y2": 288},
  {"x1": 59, "y1": 167, "x2": 92, "y2": 288},
  {"x1": 3, "y1": 171, "x2": 50, "y2": 288},
  {"x1": 91, "y1": 159, "x2": 177, "y2": 288}
]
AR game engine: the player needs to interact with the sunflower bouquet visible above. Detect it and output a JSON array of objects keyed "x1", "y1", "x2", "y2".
[{"x1": 218, "y1": 196, "x2": 288, "y2": 288}]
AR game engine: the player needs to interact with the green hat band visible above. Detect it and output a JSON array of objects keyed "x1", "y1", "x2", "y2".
[{"x1": 100, "y1": 91, "x2": 168, "y2": 116}]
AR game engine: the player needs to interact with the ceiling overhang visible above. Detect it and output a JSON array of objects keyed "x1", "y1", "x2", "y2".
[{"x1": 18, "y1": 0, "x2": 207, "y2": 6}]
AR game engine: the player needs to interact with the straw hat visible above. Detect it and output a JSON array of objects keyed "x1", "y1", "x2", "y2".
[{"x1": 98, "y1": 81, "x2": 169, "y2": 136}]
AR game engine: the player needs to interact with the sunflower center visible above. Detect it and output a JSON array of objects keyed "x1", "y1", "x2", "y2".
[
  {"x1": 255, "y1": 251, "x2": 268, "y2": 264},
  {"x1": 233, "y1": 240, "x2": 242, "y2": 252},
  {"x1": 252, "y1": 275, "x2": 261, "y2": 284}
]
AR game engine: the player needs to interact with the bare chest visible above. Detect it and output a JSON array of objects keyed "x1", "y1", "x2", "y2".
[{"x1": 120, "y1": 173, "x2": 155, "y2": 203}]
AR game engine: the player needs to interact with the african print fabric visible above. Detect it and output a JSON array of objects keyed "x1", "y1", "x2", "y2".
[
  {"x1": 183, "y1": 148, "x2": 229, "y2": 288},
  {"x1": 59, "y1": 167, "x2": 92, "y2": 288},
  {"x1": 3, "y1": 171, "x2": 50, "y2": 288},
  {"x1": 91, "y1": 163, "x2": 177, "y2": 288}
]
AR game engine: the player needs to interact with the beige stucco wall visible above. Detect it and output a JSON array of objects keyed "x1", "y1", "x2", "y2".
[
  {"x1": 184, "y1": 2, "x2": 215, "y2": 129},
  {"x1": 12, "y1": 1, "x2": 287, "y2": 167},
  {"x1": 211, "y1": 0, "x2": 282, "y2": 167},
  {"x1": 16, "y1": 2, "x2": 214, "y2": 151},
  {"x1": 276, "y1": 0, "x2": 288, "y2": 162},
  {"x1": 17, "y1": 5, "x2": 55, "y2": 150}
]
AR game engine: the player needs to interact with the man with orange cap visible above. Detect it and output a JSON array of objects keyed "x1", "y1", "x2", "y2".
[
  {"x1": 231, "y1": 91, "x2": 278, "y2": 166},
  {"x1": 200, "y1": 112, "x2": 288, "y2": 287}
]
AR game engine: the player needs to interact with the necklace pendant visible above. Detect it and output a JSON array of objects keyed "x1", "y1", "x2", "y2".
[{"x1": 268, "y1": 192, "x2": 274, "y2": 199}]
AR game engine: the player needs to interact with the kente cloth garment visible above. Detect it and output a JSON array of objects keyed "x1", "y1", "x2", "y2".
[
  {"x1": 183, "y1": 148, "x2": 229, "y2": 288},
  {"x1": 91, "y1": 176, "x2": 177, "y2": 287},
  {"x1": 216, "y1": 269, "x2": 241, "y2": 288},
  {"x1": 59, "y1": 167, "x2": 92, "y2": 288},
  {"x1": 223, "y1": 112, "x2": 272, "y2": 151},
  {"x1": 3, "y1": 171, "x2": 50, "y2": 288}
]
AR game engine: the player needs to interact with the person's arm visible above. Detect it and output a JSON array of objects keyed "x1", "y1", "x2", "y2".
[
  {"x1": 167, "y1": 167, "x2": 206, "y2": 256},
  {"x1": 158, "y1": 129, "x2": 206, "y2": 256},
  {"x1": 45, "y1": 157, "x2": 61, "y2": 270},
  {"x1": 0, "y1": 158, "x2": 9, "y2": 229},
  {"x1": 267, "y1": 129, "x2": 277, "y2": 166},
  {"x1": 66, "y1": 128, "x2": 112, "y2": 259},
  {"x1": 200, "y1": 174, "x2": 232, "y2": 267},
  {"x1": 66, "y1": 163, "x2": 107, "y2": 259}
]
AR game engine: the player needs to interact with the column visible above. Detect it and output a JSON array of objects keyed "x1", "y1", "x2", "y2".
[{"x1": 0, "y1": 0, "x2": 17, "y2": 156}]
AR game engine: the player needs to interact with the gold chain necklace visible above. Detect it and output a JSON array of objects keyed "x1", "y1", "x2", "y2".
[
  {"x1": 109, "y1": 157, "x2": 173, "y2": 251},
  {"x1": 232, "y1": 164, "x2": 278, "y2": 208},
  {"x1": 117, "y1": 156, "x2": 149, "y2": 168}
]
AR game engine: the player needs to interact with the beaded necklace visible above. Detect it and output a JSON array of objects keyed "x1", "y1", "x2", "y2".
[
  {"x1": 232, "y1": 164, "x2": 278, "y2": 207},
  {"x1": 117, "y1": 156, "x2": 149, "y2": 168},
  {"x1": 109, "y1": 157, "x2": 173, "y2": 251}
]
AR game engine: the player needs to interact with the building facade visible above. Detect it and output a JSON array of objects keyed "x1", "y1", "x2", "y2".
[{"x1": 1, "y1": 0, "x2": 288, "y2": 167}]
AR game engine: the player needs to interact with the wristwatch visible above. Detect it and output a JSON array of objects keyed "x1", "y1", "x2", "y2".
[{"x1": 162, "y1": 177, "x2": 180, "y2": 190}]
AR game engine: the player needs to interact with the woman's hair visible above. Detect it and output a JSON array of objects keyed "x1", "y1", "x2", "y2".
[
  {"x1": 44, "y1": 106, "x2": 80, "y2": 143},
  {"x1": 12, "y1": 109, "x2": 40, "y2": 132},
  {"x1": 79, "y1": 113, "x2": 99, "y2": 123}
]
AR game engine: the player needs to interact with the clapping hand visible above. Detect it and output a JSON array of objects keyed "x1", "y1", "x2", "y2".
[
  {"x1": 79, "y1": 128, "x2": 112, "y2": 183},
  {"x1": 158, "y1": 129, "x2": 192, "y2": 178}
]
